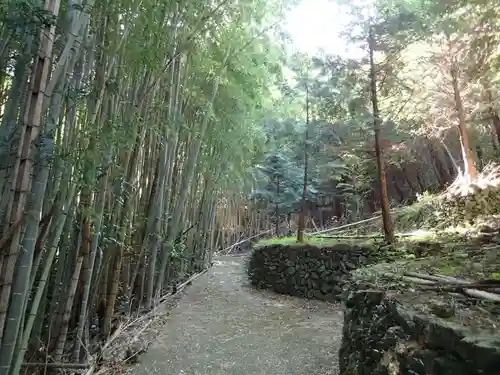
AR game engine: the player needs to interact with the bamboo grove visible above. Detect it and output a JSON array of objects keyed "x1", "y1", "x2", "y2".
[
  {"x1": 0, "y1": 0, "x2": 287, "y2": 372},
  {"x1": 4, "y1": 0, "x2": 500, "y2": 372}
]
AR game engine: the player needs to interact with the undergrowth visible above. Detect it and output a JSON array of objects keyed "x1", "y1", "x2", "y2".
[
  {"x1": 254, "y1": 236, "x2": 365, "y2": 248},
  {"x1": 255, "y1": 164, "x2": 500, "y2": 274},
  {"x1": 331, "y1": 164, "x2": 500, "y2": 237}
]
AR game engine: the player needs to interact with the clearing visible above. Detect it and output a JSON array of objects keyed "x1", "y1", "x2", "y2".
[{"x1": 133, "y1": 255, "x2": 343, "y2": 375}]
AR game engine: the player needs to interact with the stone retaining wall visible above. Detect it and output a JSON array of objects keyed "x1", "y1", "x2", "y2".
[
  {"x1": 339, "y1": 289, "x2": 500, "y2": 375},
  {"x1": 247, "y1": 243, "x2": 379, "y2": 301}
]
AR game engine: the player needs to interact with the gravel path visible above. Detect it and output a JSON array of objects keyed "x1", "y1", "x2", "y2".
[{"x1": 134, "y1": 255, "x2": 343, "y2": 375}]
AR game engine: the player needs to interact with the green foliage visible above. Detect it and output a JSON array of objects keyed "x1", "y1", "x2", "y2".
[
  {"x1": 0, "y1": 0, "x2": 299, "y2": 369},
  {"x1": 252, "y1": 0, "x2": 500, "y2": 228},
  {"x1": 252, "y1": 151, "x2": 306, "y2": 212},
  {"x1": 254, "y1": 235, "x2": 373, "y2": 248}
]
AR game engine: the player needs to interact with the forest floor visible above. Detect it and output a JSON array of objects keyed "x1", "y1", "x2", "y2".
[{"x1": 132, "y1": 255, "x2": 343, "y2": 375}]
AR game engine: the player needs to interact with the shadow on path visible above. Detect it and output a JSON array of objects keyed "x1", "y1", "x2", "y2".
[{"x1": 134, "y1": 255, "x2": 343, "y2": 375}]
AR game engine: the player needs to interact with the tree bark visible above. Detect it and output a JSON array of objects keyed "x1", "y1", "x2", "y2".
[
  {"x1": 369, "y1": 26, "x2": 394, "y2": 244},
  {"x1": 427, "y1": 141, "x2": 450, "y2": 188},
  {"x1": 297, "y1": 74, "x2": 309, "y2": 243},
  {"x1": 450, "y1": 65, "x2": 477, "y2": 181},
  {"x1": 274, "y1": 177, "x2": 280, "y2": 237}
]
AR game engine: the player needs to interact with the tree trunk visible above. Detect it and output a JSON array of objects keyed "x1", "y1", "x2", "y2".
[
  {"x1": 440, "y1": 140, "x2": 459, "y2": 175},
  {"x1": 450, "y1": 65, "x2": 476, "y2": 181},
  {"x1": 475, "y1": 145, "x2": 483, "y2": 172},
  {"x1": 274, "y1": 177, "x2": 280, "y2": 237},
  {"x1": 427, "y1": 141, "x2": 450, "y2": 188},
  {"x1": 369, "y1": 26, "x2": 394, "y2": 244},
  {"x1": 297, "y1": 75, "x2": 309, "y2": 243},
  {"x1": 484, "y1": 85, "x2": 500, "y2": 145},
  {"x1": 402, "y1": 166, "x2": 418, "y2": 194},
  {"x1": 490, "y1": 111, "x2": 500, "y2": 146},
  {"x1": 367, "y1": 190, "x2": 377, "y2": 213},
  {"x1": 392, "y1": 175, "x2": 405, "y2": 203}
]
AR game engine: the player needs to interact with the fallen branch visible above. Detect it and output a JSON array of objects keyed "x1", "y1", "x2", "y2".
[
  {"x1": 420, "y1": 283, "x2": 500, "y2": 291},
  {"x1": 128, "y1": 269, "x2": 209, "y2": 327},
  {"x1": 386, "y1": 272, "x2": 500, "y2": 302},
  {"x1": 316, "y1": 232, "x2": 436, "y2": 240},
  {"x1": 219, "y1": 230, "x2": 273, "y2": 254},
  {"x1": 405, "y1": 272, "x2": 500, "y2": 294},
  {"x1": 310, "y1": 218, "x2": 320, "y2": 232},
  {"x1": 315, "y1": 234, "x2": 384, "y2": 239},
  {"x1": 307, "y1": 215, "x2": 381, "y2": 235},
  {"x1": 130, "y1": 319, "x2": 156, "y2": 345},
  {"x1": 84, "y1": 364, "x2": 96, "y2": 374},
  {"x1": 158, "y1": 268, "x2": 208, "y2": 304},
  {"x1": 399, "y1": 275, "x2": 435, "y2": 285},
  {"x1": 84, "y1": 268, "x2": 209, "y2": 375},
  {"x1": 226, "y1": 232, "x2": 246, "y2": 255},
  {"x1": 436, "y1": 287, "x2": 500, "y2": 302},
  {"x1": 22, "y1": 362, "x2": 90, "y2": 370},
  {"x1": 404, "y1": 272, "x2": 470, "y2": 284}
]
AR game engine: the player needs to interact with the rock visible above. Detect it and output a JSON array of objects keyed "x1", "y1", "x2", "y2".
[
  {"x1": 477, "y1": 224, "x2": 497, "y2": 234},
  {"x1": 320, "y1": 270, "x2": 331, "y2": 279},
  {"x1": 339, "y1": 289, "x2": 500, "y2": 375},
  {"x1": 320, "y1": 283, "x2": 331, "y2": 293},
  {"x1": 429, "y1": 300, "x2": 455, "y2": 318},
  {"x1": 313, "y1": 290, "x2": 323, "y2": 299},
  {"x1": 247, "y1": 243, "x2": 379, "y2": 301},
  {"x1": 345, "y1": 261, "x2": 357, "y2": 270}
]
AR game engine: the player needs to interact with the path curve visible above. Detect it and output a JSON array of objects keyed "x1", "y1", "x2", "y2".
[{"x1": 134, "y1": 255, "x2": 343, "y2": 375}]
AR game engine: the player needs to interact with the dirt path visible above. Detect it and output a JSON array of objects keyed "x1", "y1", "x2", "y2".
[{"x1": 134, "y1": 255, "x2": 343, "y2": 375}]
